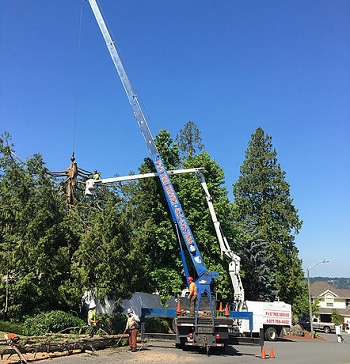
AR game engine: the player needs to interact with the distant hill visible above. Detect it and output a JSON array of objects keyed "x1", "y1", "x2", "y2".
[{"x1": 309, "y1": 277, "x2": 350, "y2": 290}]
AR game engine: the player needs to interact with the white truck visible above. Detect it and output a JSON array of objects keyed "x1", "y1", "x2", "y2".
[{"x1": 240, "y1": 300, "x2": 292, "y2": 340}]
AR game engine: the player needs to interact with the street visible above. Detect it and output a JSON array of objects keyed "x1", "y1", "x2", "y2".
[{"x1": 37, "y1": 333, "x2": 350, "y2": 364}]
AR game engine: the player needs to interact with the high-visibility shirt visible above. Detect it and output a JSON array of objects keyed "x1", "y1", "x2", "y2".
[
  {"x1": 189, "y1": 281, "x2": 197, "y2": 296},
  {"x1": 88, "y1": 309, "x2": 97, "y2": 326}
]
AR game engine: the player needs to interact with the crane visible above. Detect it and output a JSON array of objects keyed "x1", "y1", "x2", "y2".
[
  {"x1": 86, "y1": 0, "x2": 232, "y2": 352},
  {"x1": 85, "y1": 0, "x2": 290, "y2": 347}
]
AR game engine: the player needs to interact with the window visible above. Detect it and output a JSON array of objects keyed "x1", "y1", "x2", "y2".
[{"x1": 325, "y1": 293, "x2": 334, "y2": 307}]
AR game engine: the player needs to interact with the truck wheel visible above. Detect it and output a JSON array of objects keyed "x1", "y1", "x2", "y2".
[
  {"x1": 323, "y1": 326, "x2": 331, "y2": 334},
  {"x1": 265, "y1": 327, "x2": 278, "y2": 341}
]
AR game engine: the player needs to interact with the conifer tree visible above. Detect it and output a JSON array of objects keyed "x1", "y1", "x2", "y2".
[
  {"x1": 237, "y1": 216, "x2": 275, "y2": 301},
  {"x1": 176, "y1": 121, "x2": 204, "y2": 158},
  {"x1": 233, "y1": 127, "x2": 304, "y2": 305},
  {"x1": 0, "y1": 133, "x2": 74, "y2": 317},
  {"x1": 69, "y1": 189, "x2": 146, "y2": 302}
]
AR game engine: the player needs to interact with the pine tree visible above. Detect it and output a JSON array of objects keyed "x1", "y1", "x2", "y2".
[
  {"x1": 176, "y1": 121, "x2": 204, "y2": 158},
  {"x1": 233, "y1": 127, "x2": 304, "y2": 305}
]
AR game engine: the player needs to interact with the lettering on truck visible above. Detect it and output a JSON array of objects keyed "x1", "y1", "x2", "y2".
[{"x1": 263, "y1": 310, "x2": 291, "y2": 326}]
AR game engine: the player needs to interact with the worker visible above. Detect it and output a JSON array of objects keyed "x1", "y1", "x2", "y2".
[
  {"x1": 93, "y1": 170, "x2": 100, "y2": 180},
  {"x1": 125, "y1": 308, "x2": 140, "y2": 352},
  {"x1": 188, "y1": 276, "x2": 198, "y2": 316},
  {"x1": 87, "y1": 303, "x2": 98, "y2": 338}
]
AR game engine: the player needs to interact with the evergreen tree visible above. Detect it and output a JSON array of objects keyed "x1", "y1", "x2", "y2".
[
  {"x1": 233, "y1": 127, "x2": 304, "y2": 305},
  {"x1": 237, "y1": 216, "x2": 275, "y2": 301},
  {"x1": 0, "y1": 133, "x2": 75, "y2": 317},
  {"x1": 69, "y1": 188, "x2": 145, "y2": 302},
  {"x1": 176, "y1": 121, "x2": 204, "y2": 158}
]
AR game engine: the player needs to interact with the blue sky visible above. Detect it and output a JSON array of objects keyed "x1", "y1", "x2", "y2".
[{"x1": 1, "y1": 0, "x2": 349, "y2": 277}]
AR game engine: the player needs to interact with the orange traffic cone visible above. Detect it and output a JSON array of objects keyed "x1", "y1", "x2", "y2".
[
  {"x1": 269, "y1": 346, "x2": 275, "y2": 358},
  {"x1": 261, "y1": 346, "x2": 267, "y2": 359},
  {"x1": 218, "y1": 301, "x2": 223, "y2": 312},
  {"x1": 176, "y1": 300, "x2": 181, "y2": 314},
  {"x1": 224, "y1": 303, "x2": 229, "y2": 317}
]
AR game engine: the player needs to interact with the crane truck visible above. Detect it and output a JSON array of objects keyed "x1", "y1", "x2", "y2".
[
  {"x1": 87, "y1": 0, "x2": 235, "y2": 353},
  {"x1": 86, "y1": 169, "x2": 291, "y2": 343},
  {"x1": 86, "y1": 0, "x2": 290, "y2": 348}
]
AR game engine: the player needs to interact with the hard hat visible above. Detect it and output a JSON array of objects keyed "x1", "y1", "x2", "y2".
[
  {"x1": 127, "y1": 308, "x2": 133, "y2": 314},
  {"x1": 187, "y1": 276, "x2": 193, "y2": 282},
  {"x1": 89, "y1": 302, "x2": 96, "y2": 309}
]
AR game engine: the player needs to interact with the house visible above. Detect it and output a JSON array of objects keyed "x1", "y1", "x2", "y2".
[{"x1": 310, "y1": 281, "x2": 350, "y2": 329}]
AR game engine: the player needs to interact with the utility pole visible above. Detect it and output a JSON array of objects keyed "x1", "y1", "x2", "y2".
[{"x1": 307, "y1": 260, "x2": 329, "y2": 338}]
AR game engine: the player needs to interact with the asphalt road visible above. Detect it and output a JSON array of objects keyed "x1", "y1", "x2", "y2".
[{"x1": 39, "y1": 333, "x2": 350, "y2": 364}]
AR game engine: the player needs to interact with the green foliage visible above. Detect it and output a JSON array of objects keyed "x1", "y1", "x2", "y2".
[
  {"x1": 97, "y1": 313, "x2": 126, "y2": 334},
  {"x1": 130, "y1": 130, "x2": 184, "y2": 298},
  {"x1": 70, "y1": 194, "x2": 145, "y2": 300},
  {"x1": 237, "y1": 216, "x2": 275, "y2": 301},
  {"x1": 145, "y1": 317, "x2": 172, "y2": 333},
  {"x1": 176, "y1": 120, "x2": 204, "y2": 158},
  {"x1": 290, "y1": 280, "x2": 309, "y2": 320},
  {"x1": 155, "y1": 129, "x2": 181, "y2": 169},
  {"x1": 312, "y1": 298, "x2": 320, "y2": 317},
  {"x1": 121, "y1": 127, "x2": 236, "y2": 302},
  {"x1": 331, "y1": 309, "x2": 341, "y2": 325},
  {"x1": 0, "y1": 133, "x2": 77, "y2": 318},
  {"x1": 179, "y1": 152, "x2": 236, "y2": 299},
  {"x1": 23, "y1": 310, "x2": 85, "y2": 336},
  {"x1": 0, "y1": 320, "x2": 25, "y2": 335},
  {"x1": 0, "y1": 124, "x2": 307, "y2": 322},
  {"x1": 233, "y1": 127, "x2": 304, "y2": 305}
]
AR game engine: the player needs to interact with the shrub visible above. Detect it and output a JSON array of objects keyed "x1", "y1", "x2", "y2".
[
  {"x1": 0, "y1": 320, "x2": 25, "y2": 335},
  {"x1": 23, "y1": 310, "x2": 85, "y2": 336},
  {"x1": 145, "y1": 317, "x2": 172, "y2": 333}
]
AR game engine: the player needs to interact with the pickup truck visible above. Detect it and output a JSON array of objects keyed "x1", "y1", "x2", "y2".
[{"x1": 299, "y1": 317, "x2": 336, "y2": 334}]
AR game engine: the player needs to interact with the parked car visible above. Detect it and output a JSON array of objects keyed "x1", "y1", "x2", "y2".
[{"x1": 299, "y1": 317, "x2": 336, "y2": 334}]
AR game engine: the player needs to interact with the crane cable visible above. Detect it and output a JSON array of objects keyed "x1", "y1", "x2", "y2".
[{"x1": 71, "y1": 0, "x2": 85, "y2": 155}]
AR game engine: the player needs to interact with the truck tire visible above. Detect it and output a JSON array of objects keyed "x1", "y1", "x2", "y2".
[
  {"x1": 265, "y1": 327, "x2": 278, "y2": 341},
  {"x1": 323, "y1": 326, "x2": 331, "y2": 334}
]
